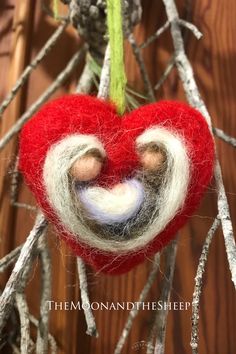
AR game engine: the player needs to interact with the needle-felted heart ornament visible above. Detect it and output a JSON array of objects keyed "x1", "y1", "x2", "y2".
[{"x1": 19, "y1": 95, "x2": 214, "y2": 274}]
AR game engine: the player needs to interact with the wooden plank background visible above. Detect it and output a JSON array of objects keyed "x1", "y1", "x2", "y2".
[{"x1": 0, "y1": 0, "x2": 235, "y2": 353}]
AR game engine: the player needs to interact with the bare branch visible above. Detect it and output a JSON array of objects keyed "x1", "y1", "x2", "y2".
[
  {"x1": 0, "y1": 19, "x2": 69, "y2": 118},
  {"x1": 76, "y1": 61, "x2": 94, "y2": 94},
  {"x1": 0, "y1": 47, "x2": 87, "y2": 152},
  {"x1": 114, "y1": 253, "x2": 160, "y2": 354},
  {"x1": 140, "y1": 21, "x2": 170, "y2": 49},
  {"x1": 0, "y1": 245, "x2": 22, "y2": 273},
  {"x1": 10, "y1": 155, "x2": 19, "y2": 205},
  {"x1": 13, "y1": 203, "x2": 37, "y2": 211},
  {"x1": 0, "y1": 213, "x2": 48, "y2": 333},
  {"x1": 147, "y1": 240, "x2": 177, "y2": 354},
  {"x1": 140, "y1": 17, "x2": 201, "y2": 51},
  {"x1": 97, "y1": 45, "x2": 111, "y2": 100},
  {"x1": 9, "y1": 156, "x2": 37, "y2": 211},
  {"x1": 15, "y1": 293, "x2": 31, "y2": 354},
  {"x1": 213, "y1": 127, "x2": 236, "y2": 148},
  {"x1": 191, "y1": 217, "x2": 220, "y2": 354},
  {"x1": 214, "y1": 160, "x2": 236, "y2": 285},
  {"x1": 36, "y1": 234, "x2": 51, "y2": 354},
  {"x1": 162, "y1": 0, "x2": 236, "y2": 288},
  {"x1": 77, "y1": 257, "x2": 98, "y2": 337},
  {"x1": 154, "y1": 55, "x2": 175, "y2": 91},
  {"x1": 128, "y1": 33, "x2": 156, "y2": 102},
  {"x1": 29, "y1": 314, "x2": 57, "y2": 354},
  {"x1": 73, "y1": 47, "x2": 111, "y2": 339},
  {"x1": 10, "y1": 343, "x2": 21, "y2": 354},
  {"x1": 178, "y1": 19, "x2": 203, "y2": 40}
]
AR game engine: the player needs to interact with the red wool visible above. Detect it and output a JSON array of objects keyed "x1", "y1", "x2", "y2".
[{"x1": 19, "y1": 95, "x2": 215, "y2": 275}]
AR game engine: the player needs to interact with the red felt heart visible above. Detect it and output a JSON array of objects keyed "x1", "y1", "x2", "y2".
[{"x1": 19, "y1": 95, "x2": 214, "y2": 274}]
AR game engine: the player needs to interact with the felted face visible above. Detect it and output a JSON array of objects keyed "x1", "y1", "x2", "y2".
[{"x1": 19, "y1": 95, "x2": 214, "y2": 274}]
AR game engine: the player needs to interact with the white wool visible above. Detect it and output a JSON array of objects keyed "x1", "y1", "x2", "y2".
[
  {"x1": 43, "y1": 128, "x2": 190, "y2": 253},
  {"x1": 78, "y1": 179, "x2": 144, "y2": 224},
  {"x1": 135, "y1": 127, "x2": 190, "y2": 241}
]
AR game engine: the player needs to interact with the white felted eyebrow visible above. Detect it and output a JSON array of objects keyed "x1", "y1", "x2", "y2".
[{"x1": 43, "y1": 129, "x2": 190, "y2": 253}]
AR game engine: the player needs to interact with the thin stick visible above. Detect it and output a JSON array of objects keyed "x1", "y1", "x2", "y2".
[
  {"x1": 10, "y1": 155, "x2": 37, "y2": 211},
  {"x1": 15, "y1": 293, "x2": 31, "y2": 354},
  {"x1": 213, "y1": 127, "x2": 236, "y2": 148},
  {"x1": 29, "y1": 314, "x2": 57, "y2": 354},
  {"x1": 97, "y1": 45, "x2": 111, "y2": 100},
  {"x1": 0, "y1": 245, "x2": 22, "y2": 273},
  {"x1": 190, "y1": 217, "x2": 220, "y2": 354},
  {"x1": 154, "y1": 56, "x2": 175, "y2": 91},
  {"x1": 0, "y1": 19, "x2": 69, "y2": 118},
  {"x1": 74, "y1": 55, "x2": 101, "y2": 338},
  {"x1": 13, "y1": 203, "x2": 37, "y2": 211},
  {"x1": 0, "y1": 47, "x2": 87, "y2": 152},
  {"x1": 77, "y1": 257, "x2": 98, "y2": 337},
  {"x1": 76, "y1": 61, "x2": 94, "y2": 94},
  {"x1": 36, "y1": 234, "x2": 51, "y2": 354},
  {"x1": 140, "y1": 21, "x2": 170, "y2": 49},
  {"x1": 162, "y1": 0, "x2": 236, "y2": 288},
  {"x1": 0, "y1": 213, "x2": 48, "y2": 333},
  {"x1": 178, "y1": 19, "x2": 202, "y2": 39},
  {"x1": 147, "y1": 240, "x2": 177, "y2": 354},
  {"x1": 10, "y1": 155, "x2": 19, "y2": 205},
  {"x1": 128, "y1": 33, "x2": 156, "y2": 102},
  {"x1": 114, "y1": 254, "x2": 160, "y2": 354},
  {"x1": 10, "y1": 343, "x2": 21, "y2": 354}
]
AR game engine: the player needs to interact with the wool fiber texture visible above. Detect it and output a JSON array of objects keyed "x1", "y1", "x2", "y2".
[{"x1": 19, "y1": 95, "x2": 215, "y2": 274}]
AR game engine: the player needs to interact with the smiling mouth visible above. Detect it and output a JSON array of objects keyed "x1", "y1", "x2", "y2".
[
  {"x1": 72, "y1": 175, "x2": 163, "y2": 240},
  {"x1": 77, "y1": 179, "x2": 145, "y2": 224},
  {"x1": 69, "y1": 137, "x2": 169, "y2": 240}
]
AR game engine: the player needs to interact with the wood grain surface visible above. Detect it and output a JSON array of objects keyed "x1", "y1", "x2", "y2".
[{"x1": 0, "y1": 1, "x2": 235, "y2": 353}]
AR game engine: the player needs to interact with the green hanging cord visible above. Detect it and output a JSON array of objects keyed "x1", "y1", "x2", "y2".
[
  {"x1": 53, "y1": 0, "x2": 59, "y2": 19},
  {"x1": 107, "y1": 0, "x2": 127, "y2": 115}
]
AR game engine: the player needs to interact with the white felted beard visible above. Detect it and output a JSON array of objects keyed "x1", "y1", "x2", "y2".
[{"x1": 43, "y1": 127, "x2": 190, "y2": 253}]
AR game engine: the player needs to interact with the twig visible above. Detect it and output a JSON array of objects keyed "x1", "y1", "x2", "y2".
[
  {"x1": 13, "y1": 203, "x2": 37, "y2": 211},
  {"x1": 162, "y1": 0, "x2": 236, "y2": 288},
  {"x1": 140, "y1": 21, "x2": 170, "y2": 49},
  {"x1": 9, "y1": 155, "x2": 37, "y2": 211},
  {"x1": 10, "y1": 155, "x2": 19, "y2": 205},
  {"x1": 0, "y1": 19, "x2": 69, "y2": 118},
  {"x1": 128, "y1": 33, "x2": 156, "y2": 102},
  {"x1": 214, "y1": 160, "x2": 236, "y2": 286},
  {"x1": 97, "y1": 44, "x2": 111, "y2": 100},
  {"x1": 114, "y1": 253, "x2": 160, "y2": 354},
  {"x1": 178, "y1": 19, "x2": 203, "y2": 39},
  {"x1": 147, "y1": 240, "x2": 177, "y2": 354},
  {"x1": 29, "y1": 314, "x2": 57, "y2": 354},
  {"x1": 77, "y1": 257, "x2": 98, "y2": 337},
  {"x1": 0, "y1": 47, "x2": 87, "y2": 152},
  {"x1": 75, "y1": 51, "x2": 102, "y2": 339},
  {"x1": 190, "y1": 217, "x2": 220, "y2": 354},
  {"x1": 140, "y1": 17, "x2": 201, "y2": 50},
  {"x1": 76, "y1": 61, "x2": 94, "y2": 94},
  {"x1": 154, "y1": 55, "x2": 175, "y2": 91},
  {"x1": 11, "y1": 344, "x2": 21, "y2": 354},
  {"x1": 15, "y1": 293, "x2": 31, "y2": 354},
  {"x1": 0, "y1": 213, "x2": 48, "y2": 333},
  {"x1": 0, "y1": 245, "x2": 22, "y2": 273},
  {"x1": 213, "y1": 127, "x2": 236, "y2": 148},
  {"x1": 36, "y1": 234, "x2": 51, "y2": 354}
]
